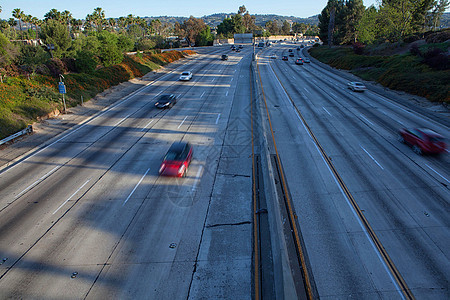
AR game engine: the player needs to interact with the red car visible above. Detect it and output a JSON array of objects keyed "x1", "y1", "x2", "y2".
[
  {"x1": 398, "y1": 128, "x2": 446, "y2": 155},
  {"x1": 159, "y1": 142, "x2": 193, "y2": 177}
]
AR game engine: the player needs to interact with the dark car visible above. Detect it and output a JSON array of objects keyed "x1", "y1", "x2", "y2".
[
  {"x1": 398, "y1": 128, "x2": 446, "y2": 155},
  {"x1": 288, "y1": 49, "x2": 293, "y2": 52},
  {"x1": 295, "y1": 58, "x2": 303, "y2": 65},
  {"x1": 155, "y1": 94, "x2": 177, "y2": 109},
  {"x1": 159, "y1": 142, "x2": 193, "y2": 177},
  {"x1": 289, "y1": 52, "x2": 294, "y2": 57},
  {"x1": 238, "y1": 45, "x2": 243, "y2": 49},
  {"x1": 221, "y1": 54, "x2": 228, "y2": 60},
  {"x1": 282, "y1": 56, "x2": 288, "y2": 61}
]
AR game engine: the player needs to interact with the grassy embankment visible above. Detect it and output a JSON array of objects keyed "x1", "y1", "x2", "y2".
[
  {"x1": 309, "y1": 43, "x2": 449, "y2": 103},
  {"x1": 0, "y1": 50, "x2": 195, "y2": 140}
]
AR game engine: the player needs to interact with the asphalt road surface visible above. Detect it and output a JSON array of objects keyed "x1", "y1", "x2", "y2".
[{"x1": 0, "y1": 43, "x2": 448, "y2": 299}]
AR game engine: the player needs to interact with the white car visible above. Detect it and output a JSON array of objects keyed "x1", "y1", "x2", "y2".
[
  {"x1": 270, "y1": 54, "x2": 277, "y2": 59},
  {"x1": 179, "y1": 71, "x2": 193, "y2": 81},
  {"x1": 347, "y1": 81, "x2": 367, "y2": 92}
]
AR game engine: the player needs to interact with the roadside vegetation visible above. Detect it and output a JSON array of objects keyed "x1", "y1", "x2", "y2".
[{"x1": 312, "y1": 0, "x2": 449, "y2": 103}]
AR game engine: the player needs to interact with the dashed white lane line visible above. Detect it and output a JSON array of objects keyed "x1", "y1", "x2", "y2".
[
  {"x1": 53, "y1": 179, "x2": 91, "y2": 214},
  {"x1": 360, "y1": 114, "x2": 374, "y2": 126},
  {"x1": 15, "y1": 165, "x2": 61, "y2": 199},
  {"x1": 113, "y1": 113, "x2": 132, "y2": 127},
  {"x1": 425, "y1": 164, "x2": 449, "y2": 184},
  {"x1": 226, "y1": 90, "x2": 229, "y2": 96},
  {"x1": 141, "y1": 120, "x2": 154, "y2": 131},
  {"x1": 360, "y1": 145, "x2": 384, "y2": 170},
  {"x1": 178, "y1": 116, "x2": 188, "y2": 129},
  {"x1": 323, "y1": 107, "x2": 332, "y2": 116},
  {"x1": 200, "y1": 91, "x2": 205, "y2": 98},
  {"x1": 191, "y1": 166, "x2": 203, "y2": 192},
  {"x1": 123, "y1": 168, "x2": 150, "y2": 205},
  {"x1": 215, "y1": 114, "x2": 221, "y2": 124}
]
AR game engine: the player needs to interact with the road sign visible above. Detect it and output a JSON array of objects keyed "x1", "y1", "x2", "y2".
[{"x1": 58, "y1": 82, "x2": 66, "y2": 94}]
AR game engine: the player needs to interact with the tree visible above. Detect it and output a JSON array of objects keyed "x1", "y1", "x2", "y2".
[
  {"x1": 265, "y1": 20, "x2": 280, "y2": 35},
  {"x1": 12, "y1": 8, "x2": 24, "y2": 39},
  {"x1": 0, "y1": 32, "x2": 19, "y2": 68},
  {"x1": 97, "y1": 31, "x2": 123, "y2": 66},
  {"x1": 238, "y1": 5, "x2": 247, "y2": 15},
  {"x1": 342, "y1": 0, "x2": 365, "y2": 43},
  {"x1": 44, "y1": 9, "x2": 62, "y2": 21},
  {"x1": 183, "y1": 16, "x2": 207, "y2": 46},
  {"x1": 40, "y1": 19, "x2": 71, "y2": 58},
  {"x1": 281, "y1": 20, "x2": 291, "y2": 35},
  {"x1": 429, "y1": 0, "x2": 450, "y2": 30},
  {"x1": 356, "y1": 5, "x2": 378, "y2": 44},
  {"x1": 196, "y1": 26, "x2": 214, "y2": 46}
]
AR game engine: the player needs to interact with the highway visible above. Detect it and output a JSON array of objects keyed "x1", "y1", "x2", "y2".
[{"x1": 0, "y1": 43, "x2": 448, "y2": 299}]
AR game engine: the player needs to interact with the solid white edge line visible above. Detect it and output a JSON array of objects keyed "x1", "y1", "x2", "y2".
[
  {"x1": 123, "y1": 168, "x2": 150, "y2": 205},
  {"x1": 425, "y1": 163, "x2": 449, "y2": 184},
  {"x1": 178, "y1": 116, "x2": 188, "y2": 129},
  {"x1": 53, "y1": 179, "x2": 90, "y2": 214},
  {"x1": 360, "y1": 145, "x2": 384, "y2": 170},
  {"x1": 15, "y1": 165, "x2": 60, "y2": 199}
]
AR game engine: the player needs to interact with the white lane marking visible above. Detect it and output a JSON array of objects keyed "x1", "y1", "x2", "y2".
[
  {"x1": 360, "y1": 145, "x2": 384, "y2": 170},
  {"x1": 201, "y1": 91, "x2": 205, "y2": 98},
  {"x1": 292, "y1": 76, "x2": 296, "y2": 80},
  {"x1": 304, "y1": 87, "x2": 310, "y2": 94},
  {"x1": 226, "y1": 90, "x2": 229, "y2": 96},
  {"x1": 191, "y1": 166, "x2": 203, "y2": 192},
  {"x1": 53, "y1": 179, "x2": 90, "y2": 214},
  {"x1": 123, "y1": 168, "x2": 150, "y2": 205},
  {"x1": 323, "y1": 107, "x2": 332, "y2": 116},
  {"x1": 360, "y1": 114, "x2": 374, "y2": 126},
  {"x1": 425, "y1": 164, "x2": 449, "y2": 184},
  {"x1": 215, "y1": 114, "x2": 221, "y2": 124},
  {"x1": 230, "y1": 78, "x2": 234, "y2": 83},
  {"x1": 141, "y1": 120, "x2": 154, "y2": 131},
  {"x1": 15, "y1": 165, "x2": 60, "y2": 199},
  {"x1": 321, "y1": 157, "x2": 405, "y2": 299},
  {"x1": 211, "y1": 78, "x2": 215, "y2": 82},
  {"x1": 155, "y1": 91, "x2": 162, "y2": 97},
  {"x1": 178, "y1": 116, "x2": 188, "y2": 129},
  {"x1": 329, "y1": 92, "x2": 337, "y2": 98},
  {"x1": 113, "y1": 113, "x2": 132, "y2": 127}
]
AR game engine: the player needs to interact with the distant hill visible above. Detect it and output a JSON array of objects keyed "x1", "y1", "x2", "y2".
[{"x1": 144, "y1": 13, "x2": 319, "y2": 27}]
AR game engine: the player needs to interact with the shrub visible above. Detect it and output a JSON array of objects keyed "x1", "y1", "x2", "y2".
[
  {"x1": 75, "y1": 50, "x2": 97, "y2": 74},
  {"x1": 352, "y1": 42, "x2": 365, "y2": 55},
  {"x1": 423, "y1": 48, "x2": 449, "y2": 70},
  {"x1": 410, "y1": 44, "x2": 421, "y2": 56},
  {"x1": 46, "y1": 58, "x2": 68, "y2": 78},
  {"x1": 425, "y1": 30, "x2": 450, "y2": 44}
]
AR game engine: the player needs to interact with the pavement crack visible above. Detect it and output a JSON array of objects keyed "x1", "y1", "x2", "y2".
[{"x1": 206, "y1": 221, "x2": 251, "y2": 228}]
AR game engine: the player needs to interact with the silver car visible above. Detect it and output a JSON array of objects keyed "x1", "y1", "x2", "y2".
[{"x1": 347, "y1": 82, "x2": 367, "y2": 92}]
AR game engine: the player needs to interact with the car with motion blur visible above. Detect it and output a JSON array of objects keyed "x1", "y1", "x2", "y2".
[
  {"x1": 282, "y1": 55, "x2": 288, "y2": 61},
  {"x1": 179, "y1": 71, "x2": 193, "y2": 81},
  {"x1": 235, "y1": 48, "x2": 241, "y2": 52},
  {"x1": 300, "y1": 45, "x2": 304, "y2": 48},
  {"x1": 221, "y1": 54, "x2": 228, "y2": 60},
  {"x1": 289, "y1": 52, "x2": 294, "y2": 57},
  {"x1": 270, "y1": 54, "x2": 277, "y2": 59},
  {"x1": 296, "y1": 47, "x2": 301, "y2": 50},
  {"x1": 155, "y1": 94, "x2": 177, "y2": 109},
  {"x1": 398, "y1": 128, "x2": 446, "y2": 155},
  {"x1": 347, "y1": 81, "x2": 367, "y2": 92},
  {"x1": 288, "y1": 49, "x2": 293, "y2": 52},
  {"x1": 230, "y1": 45, "x2": 236, "y2": 50},
  {"x1": 303, "y1": 58, "x2": 311, "y2": 63},
  {"x1": 159, "y1": 141, "x2": 193, "y2": 177},
  {"x1": 295, "y1": 58, "x2": 303, "y2": 65},
  {"x1": 238, "y1": 45, "x2": 243, "y2": 49}
]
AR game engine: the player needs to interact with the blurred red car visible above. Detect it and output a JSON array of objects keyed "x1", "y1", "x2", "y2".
[
  {"x1": 159, "y1": 142, "x2": 193, "y2": 177},
  {"x1": 398, "y1": 128, "x2": 446, "y2": 155}
]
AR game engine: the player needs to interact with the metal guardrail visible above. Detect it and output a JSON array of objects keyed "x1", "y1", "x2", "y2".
[{"x1": 0, "y1": 125, "x2": 33, "y2": 146}]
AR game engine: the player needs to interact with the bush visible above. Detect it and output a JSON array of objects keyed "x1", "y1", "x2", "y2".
[
  {"x1": 136, "y1": 38, "x2": 156, "y2": 51},
  {"x1": 410, "y1": 44, "x2": 421, "y2": 56},
  {"x1": 352, "y1": 42, "x2": 365, "y2": 55},
  {"x1": 75, "y1": 50, "x2": 97, "y2": 74},
  {"x1": 425, "y1": 30, "x2": 450, "y2": 44},
  {"x1": 46, "y1": 58, "x2": 68, "y2": 78},
  {"x1": 423, "y1": 48, "x2": 449, "y2": 70}
]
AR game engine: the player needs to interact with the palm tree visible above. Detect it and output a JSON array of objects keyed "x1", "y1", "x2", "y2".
[
  {"x1": 92, "y1": 7, "x2": 105, "y2": 31},
  {"x1": 12, "y1": 8, "x2": 24, "y2": 39},
  {"x1": 61, "y1": 10, "x2": 73, "y2": 34},
  {"x1": 31, "y1": 17, "x2": 39, "y2": 39},
  {"x1": 44, "y1": 9, "x2": 61, "y2": 21}
]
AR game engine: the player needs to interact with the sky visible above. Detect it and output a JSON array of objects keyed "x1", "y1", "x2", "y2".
[{"x1": 0, "y1": 0, "x2": 379, "y2": 20}]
